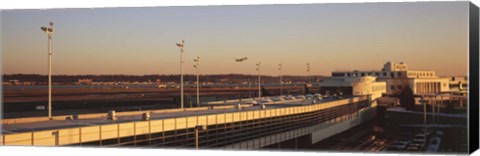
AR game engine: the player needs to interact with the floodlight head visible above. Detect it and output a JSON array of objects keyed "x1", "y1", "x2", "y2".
[
  {"x1": 50, "y1": 21, "x2": 54, "y2": 26},
  {"x1": 41, "y1": 27, "x2": 47, "y2": 32},
  {"x1": 176, "y1": 40, "x2": 185, "y2": 48}
]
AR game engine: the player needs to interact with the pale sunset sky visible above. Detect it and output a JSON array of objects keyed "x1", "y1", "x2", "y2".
[{"x1": 1, "y1": 2, "x2": 469, "y2": 76}]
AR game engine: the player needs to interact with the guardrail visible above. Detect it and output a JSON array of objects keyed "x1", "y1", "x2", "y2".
[{"x1": 1, "y1": 96, "x2": 368, "y2": 146}]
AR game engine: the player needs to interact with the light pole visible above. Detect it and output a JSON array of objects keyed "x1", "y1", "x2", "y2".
[
  {"x1": 193, "y1": 57, "x2": 200, "y2": 107},
  {"x1": 176, "y1": 40, "x2": 185, "y2": 109},
  {"x1": 278, "y1": 63, "x2": 283, "y2": 96},
  {"x1": 419, "y1": 96, "x2": 428, "y2": 129},
  {"x1": 256, "y1": 62, "x2": 261, "y2": 99},
  {"x1": 235, "y1": 58, "x2": 249, "y2": 99},
  {"x1": 306, "y1": 63, "x2": 311, "y2": 83},
  {"x1": 439, "y1": 94, "x2": 443, "y2": 124},
  {"x1": 432, "y1": 95, "x2": 435, "y2": 126},
  {"x1": 41, "y1": 21, "x2": 54, "y2": 119}
]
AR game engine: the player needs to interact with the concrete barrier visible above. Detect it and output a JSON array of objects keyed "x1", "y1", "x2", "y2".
[{"x1": 2, "y1": 106, "x2": 217, "y2": 125}]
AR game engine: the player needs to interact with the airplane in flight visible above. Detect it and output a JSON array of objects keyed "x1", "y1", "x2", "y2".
[{"x1": 235, "y1": 57, "x2": 248, "y2": 62}]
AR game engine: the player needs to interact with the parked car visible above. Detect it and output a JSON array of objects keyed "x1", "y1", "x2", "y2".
[
  {"x1": 390, "y1": 141, "x2": 409, "y2": 150},
  {"x1": 271, "y1": 97, "x2": 285, "y2": 102},
  {"x1": 240, "y1": 100, "x2": 257, "y2": 104},
  {"x1": 413, "y1": 134, "x2": 427, "y2": 142},
  {"x1": 420, "y1": 128, "x2": 432, "y2": 136},
  {"x1": 406, "y1": 144, "x2": 421, "y2": 151},
  {"x1": 426, "y1": 136, "x2": 441, "y2": 152},
  {"x1": 284, "y1": 95, "x2": 296, "y2": 100},
  {"x1": 395, "y1": 137, "x2": 412, "y2": 145},
  {"x1": 435, "y1": 130, "x2": 444, "y2": 136},
  {"x1": 259, "y1": 98, "x2": 273, "y2": 104},
  {"x1": 295, "y1": 95, "x2": 306, "y2": 99},
  {"x1": 410, "y1": 139, "x2": 426, "y2": 148}
]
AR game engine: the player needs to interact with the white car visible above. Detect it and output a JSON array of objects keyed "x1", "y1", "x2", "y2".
[
  {"x1": 406, "y1": 144, "x2": 421, "y2": 151},
  {"x1": 284, "y1": 95, "x2": 296, "y2": 100},
  {"x1": 271, "y1": 97, "x2": 284, "y2": 102},
  {"x1": 240, "y1": 100, "x2": 257, "y2": 104},
  {"x1": 410, "y1": 139, "x2": 426, "y2": 148},
  {"x1": 420, "y1": 128, "x2": 432, "y2": 136},
  {"x1": 413, "y1": 134, "x2": 427, "y2": 142},
  {"x1": 395, "y1": 137, "x2": 411, "y2": 145},
  {"x1": 295, "y1": 95, "x2": 306, "y2": 99},
  {"x1": 259, "y1": 98, "x2": 273, "y2": 104},
  {"x1": 313, "y1": 94, "x2": 323, "y2": 100},
  {"x1": 305, "y1": 94, "x2": 314, "y2": 99}
]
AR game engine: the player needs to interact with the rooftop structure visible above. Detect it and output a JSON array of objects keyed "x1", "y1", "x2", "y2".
[
  {"x1": 319, "y1": 76, "x2": 386, "y2": 100},
  {"x1": 331, "y1": 62, "x2": 450, "y2": 95}
]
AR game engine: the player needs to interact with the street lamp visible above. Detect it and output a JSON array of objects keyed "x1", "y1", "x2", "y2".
[
  {"x1": 176, "y1": 40, "x2": 185, "y2": 109},
  {"x1": 432, "y1": 95, "x2": 436, "y2": 126},
  {"x1": 177, "y1": 40, "x2": 185, "y2": 109},
  {"x1": 306, "y1": 63, "x2": 311, "y2": 83},
  {"x1": 41, "y1": 21, "x2": 54, "y2": 119},
  {"x1": 419, "y1": 96, "x2": 428, "y2": 129},
  {"x1": 278, "y1": 63, "x2": 283, "y2": 96},
  {"x1": 193, "y1": 57, "x2": 200, "y2": 107},
  {"x1": 256, "y1": 62, "x2": 261, "y2": 99}
]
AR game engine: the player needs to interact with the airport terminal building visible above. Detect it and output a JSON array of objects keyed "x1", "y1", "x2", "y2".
[{"x1": 329, "y1": 62, "x2": 450, "y2": 95}]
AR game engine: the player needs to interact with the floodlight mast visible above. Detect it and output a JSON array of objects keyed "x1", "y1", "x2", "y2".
[
  {"x1": 306, "y1": 63, "x2": 311, "y2": 83},
  {"x1": 420, "y1": 96, "x2": 427, "y2": 129},
  {"x1": 176, "y1": 40, "x2": 185, "y2": 109},
  {"x1": 193, "y1": 57, "x2": 200, "y2": 107},
  {"x1": 256, "y1": 62, "x2": 261, "y2": 99},
  {"x1": 41, "y1": 21, "x2": 54, "y2": 119},
  {"x1": 235, "y1": 58, "x2": 250, "y2": 98},
  {"x1": 278, "y1": 63, "x2": 283, "y2": 96}
]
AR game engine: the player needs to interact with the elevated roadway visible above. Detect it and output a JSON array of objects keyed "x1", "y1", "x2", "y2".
[{"x1": 1, "y1": 95, "x2": 376, "y2": 148}]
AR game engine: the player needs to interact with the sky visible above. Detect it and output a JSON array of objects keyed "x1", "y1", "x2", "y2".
[{"x1": 1, "y1": 1, "x2": 469, "y2": 76}]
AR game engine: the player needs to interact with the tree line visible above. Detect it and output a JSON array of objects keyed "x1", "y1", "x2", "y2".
[{"x1": 3, "y1": 74, "x2": 325, "y2": 84}]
